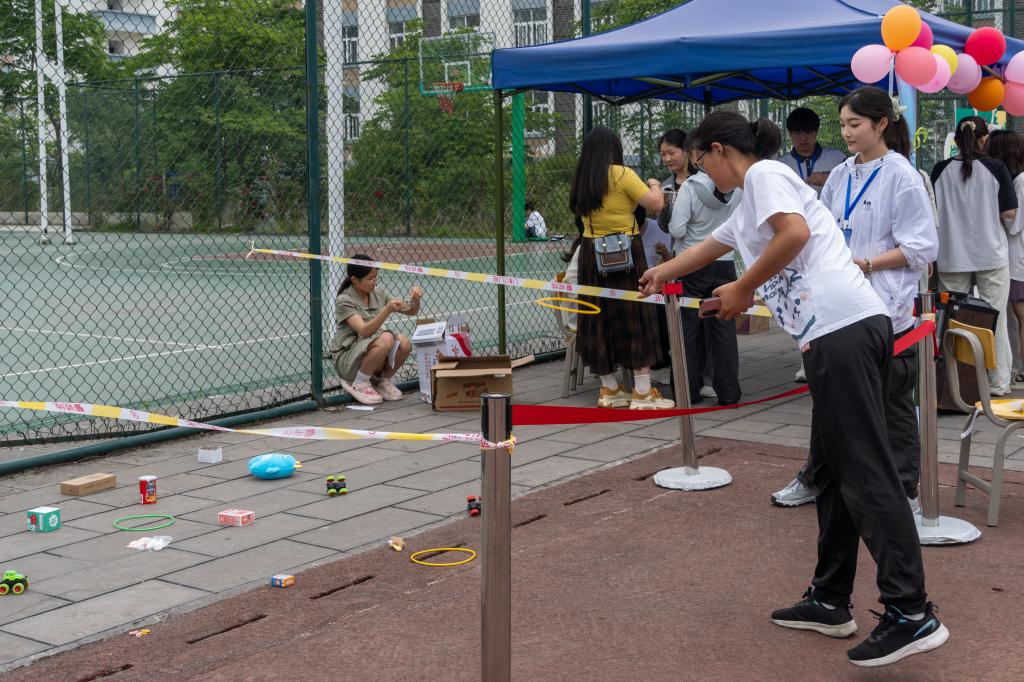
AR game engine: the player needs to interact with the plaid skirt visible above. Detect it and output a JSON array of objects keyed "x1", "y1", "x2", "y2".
[{"x1": 577, "y1": 236, "x2": 666, "y2": 375}]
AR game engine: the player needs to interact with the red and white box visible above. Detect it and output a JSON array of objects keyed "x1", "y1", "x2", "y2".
[{"x1": 218, "y1": 509, "x2": 255, "y2": 526}]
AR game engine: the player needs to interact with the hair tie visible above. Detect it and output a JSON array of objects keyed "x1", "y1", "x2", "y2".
[{"x1": 959, "y1": 120, "x2": 977, "y2": 132}]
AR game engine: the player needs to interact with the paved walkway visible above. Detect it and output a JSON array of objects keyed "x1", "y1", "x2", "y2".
[{"x1": 0, "y1": 324, "x2": 1020, "y2": 672}]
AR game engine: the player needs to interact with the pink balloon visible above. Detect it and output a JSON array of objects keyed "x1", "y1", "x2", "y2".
[
  {"x1": 918, "y1": 54, "x2": 951, "y2": 93},
  {"x1": 1004, "y1": 82, "x2": 1024, "y2": 116},
  {"x1": 895, "y1": 46, "x2": 937, "y2": 86},
  {"x1": 1006, "y1": 51, "x2": 1024, "y2": 84},
  {"x1": 911, "y1": 22, "x2": 934, "y2": 50},
  {"x1": 965, "y1": 26, "x2": 1006, "y2": 66},
  {"x1": 947, "y1": 53, "x2": 982, "y2": 94},
  {"x1": 851, "y1": 44, "x2": 894, "y2": 83}
]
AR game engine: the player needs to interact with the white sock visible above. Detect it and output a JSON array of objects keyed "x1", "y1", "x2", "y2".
[
  {"x1": 600, "y1": 374, "x2": 619, "y2": 390},
  {"x1": 354, "y1": 370, "x2": 372, "y2": 385},
  {"x1": 634, "y1": 373, "x2": 651, "y2": 394},
  {"x1": 904, "y1": 612, "x2": 925, "y2": 621}
]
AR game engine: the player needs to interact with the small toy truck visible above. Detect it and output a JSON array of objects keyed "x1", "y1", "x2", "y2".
[{"x1": 0, "y1": 570, "x2": 28, "y2": 595}]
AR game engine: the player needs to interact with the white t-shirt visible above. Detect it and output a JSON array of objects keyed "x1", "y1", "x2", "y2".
[
  {"x1": 640, "y1": 218, "x2": 671, "y2": 268},
  {"x1": 712, "y1": 160, "x2": 888, "y2": 346},
  {"x1": 525, "y1": 211, "x2": 547, "y2": 238},
  {"x1": 1008, "y1": 174, "x2": 1024, "y2": 281}
]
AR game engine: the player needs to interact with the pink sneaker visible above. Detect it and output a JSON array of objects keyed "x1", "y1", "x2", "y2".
[
  {"x1": 372, "y1": 377, "x2": 403, "y2": 401},
  {"x1": 341, "y1": 379, "x2": 383, "y2": 405}
]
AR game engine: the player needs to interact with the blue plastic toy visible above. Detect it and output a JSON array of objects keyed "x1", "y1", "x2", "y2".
[{"x1": 248, "y1": 453, "x2": 302, "y2": 479}]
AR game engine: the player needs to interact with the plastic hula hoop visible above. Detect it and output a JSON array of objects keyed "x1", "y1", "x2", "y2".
[
  {"x1": 112, "y1": 514, "x2": 176, "y2": 531},
  {"x1": 409, "y1": 547, "x2": 477, "y2": 567},
  {"x1": 534, "y1": 297, "x2": 601, "y2": 315}
]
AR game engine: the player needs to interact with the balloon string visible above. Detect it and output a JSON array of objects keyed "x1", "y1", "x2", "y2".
[{"x1": 888, "y1": 54, "x2": 895, "y2": 96}]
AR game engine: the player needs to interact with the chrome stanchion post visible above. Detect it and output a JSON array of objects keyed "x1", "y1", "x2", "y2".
[
  {"x1": 480, "y1": 393, "x2": 512, "y2": 680},
  {"x1": 915, "y1": 293, "x2": 980, "y2": 545},
  {"x1": 654, "y1": 283, "x2": 731, "y2": 491}
]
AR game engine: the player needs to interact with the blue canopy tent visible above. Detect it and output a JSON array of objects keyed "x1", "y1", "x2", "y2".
[{"x1": 491, "y1": 0, "x2": 1024, "y2": 105}]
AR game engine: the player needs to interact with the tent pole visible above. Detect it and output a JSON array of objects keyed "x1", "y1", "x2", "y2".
[
  {"x1": 582, "y1": 0, "x2": 592, "y2": 133},
  {"x1": 495, "y1": 89, "x2": 506, "y2": 354}
]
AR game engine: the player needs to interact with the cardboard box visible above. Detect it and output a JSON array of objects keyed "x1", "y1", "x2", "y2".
[
  {"x1": 198, "y1": 447, "x2": 223, "y2": 464},
  {"x1": 27, "y1": 506, "x2": 61, "y2": 532},
  {"x1": 60, "y1": 473, "x2": 116, "y2": 496},
  {"x1": 218, "y1": 509, "x2": 256, "y2": 526},
  {"x1": 411, "y1": 315, "x2": 472, "y2": 402},
  {"x1": 736, "y1": 312, "x2": 771, "y2": 335},
  {"x1": 430, "y1": 354, "x2": 533, "y2": 411},
  {"x1": 270, "y1": 574, "x2": 296, "y2": 588}
]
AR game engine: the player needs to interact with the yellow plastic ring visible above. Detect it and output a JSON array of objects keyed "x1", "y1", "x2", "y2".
[
  {"x1": 534, "y1": 297, "x2": 601, "y2": 315},
  {"x1": 409, "y1": 547, "x2": 477, "y2": 567}
]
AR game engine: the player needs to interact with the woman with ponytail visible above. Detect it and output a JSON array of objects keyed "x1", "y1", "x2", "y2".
[
  {"x1": 328, "y1": 256, "x2": 422, "y2": 405},
  {"x1": 772, "y1": 86, "x2": 938, "y2": 518},
  {"x1": 641, "y1": 111, "x2": 946, "y2": 668},
  {"x1": 932, "y1": 115, "x2": 1018, "y2": 395}
]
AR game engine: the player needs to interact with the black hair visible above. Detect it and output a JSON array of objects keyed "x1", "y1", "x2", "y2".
[
  {"x1": 658, "y1": 128, "x2": 699, "y2": 176},
  {"x1": 688, "y1": 112, "x2": 782, "y2": 160},
  {"x1": 954, "y1": 115, "x2": 990, "y2": 181},
  {"x1": 838, "y1": 86, "x2": 912, "y2": 160},
  {"x1": 987, "y1": 130, "x2": 1024, "y2": 178},
  {"x1": 569, "y1": 126, "x2": 625, "y2": 218},
  {"x1": 525, "y1": 201, "x2": 535, "y2": 211},
  {"x1": 786, "y1": 107, "x2": 821, "y2": 133},
  {"x1": 338, "y1": 254, "x2": 375, "y2": 294}
]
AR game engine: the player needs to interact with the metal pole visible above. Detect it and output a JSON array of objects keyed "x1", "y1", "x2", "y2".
[
  {"x1": 54, "y1": 1, "x2": 74, "y2": 244},
  {"x1": 19, "y1": 99, "x2": 30, "y2": 225},
  {"x1": 33, "y1": 0, "x2": 49, "y2": 243},
  {"x1": 83, "y1": 90, "x2": 91, "y2": 218},
  {"x1": 495, "y1": 90, "x2": 507, "y2": 354},
  {"x1": 918, "y1": 292, "x2": 940, "y2": 526},
  {"x1": 134, "y1": 77, "x2": 141, "y2": 228},
  {"x1": 214, "y1": 73, "x2": 223, "y2": 231},
  {"x1": 404, "y1": 58, "x2": 412, "y2": 236},
  {"x1": 664, "y1": 285, "x2": 698, "y2": 473},
  {"x1": 305, "y1": 0, "x2": 325, "y2": 406},
  {"x1": 582, "y1": 0, "x2": 592, "y2": 134},
  {"x1": 480, "y1": 392, "x2": 512, "y2": 682}
]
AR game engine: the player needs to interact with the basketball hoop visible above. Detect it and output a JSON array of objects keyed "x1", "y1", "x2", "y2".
[{"x1": 435, "y1": 82, "x2": 464, "y2": 114}]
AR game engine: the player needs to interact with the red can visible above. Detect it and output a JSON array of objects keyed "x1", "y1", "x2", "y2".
[{"x1": 139, "y1": 476, "x2": 157, "y2": 504}]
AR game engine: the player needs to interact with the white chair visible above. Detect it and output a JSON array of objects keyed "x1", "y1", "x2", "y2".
[{"x1": 550, "y1": 273, "x2": 585, "y2": 398}]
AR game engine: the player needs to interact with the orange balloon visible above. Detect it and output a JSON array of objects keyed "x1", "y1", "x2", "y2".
[
  {"x1": 968, "y1": 77, "x2": 1005, "y2": 112},
  {"x1": 881, "y1": 5, "x2": 923, "y2": 51}
]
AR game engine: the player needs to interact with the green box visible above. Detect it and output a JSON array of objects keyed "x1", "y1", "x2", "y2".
[{"x1": 27, "y1": 506, "x2": 61, "y2": 533}]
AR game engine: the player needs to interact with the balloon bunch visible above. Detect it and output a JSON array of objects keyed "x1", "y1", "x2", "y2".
[{"x1": 851, "y1": 5, "x2": 1016, "y2": 112}]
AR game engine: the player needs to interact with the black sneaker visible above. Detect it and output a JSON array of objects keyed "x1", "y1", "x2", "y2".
[
  {"x1": 847, "y1": 602, "x2": 949, "y2": 667},
  {"x1": 770, "y1": 588, "x2": 857, "y2": 638}
]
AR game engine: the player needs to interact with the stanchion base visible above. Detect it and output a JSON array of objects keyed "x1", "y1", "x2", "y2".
[
  {"x1": 654, "y1": 466, "x2": 732, "y2": 491},
  {"x1": 916, "y1": 515, "x2": 981, "y2": 545}
]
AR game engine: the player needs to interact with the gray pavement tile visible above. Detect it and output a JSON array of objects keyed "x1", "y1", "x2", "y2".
[
  {"x1": 30, "y1": 548, "x2": 213, "y2": 602},
  {"x1": 0, "y1": 632, "x2": 50, "y2": 666},
  {"x1": 288, "y1": 484, "x2": 425, "y2": 522},
  {"x1": 0, "y1": 589, "x2": 72, "y2": 627},
  {"x1": 396, "y1": 480, "x2": 531, "y2": 517},
  {"x1": 769, "y1": 424, "x2": 813, "y2": 439},
  {"x1": 108, "y1": 454, "x2": 227, "y2": 484},
  {"x1": 0, "y1": 526, "x2": 101, "y2": 562},
  {"x1": 183, "y1": 471, "x2": 321, "y2": 502},
  {"x1": 290, "y1": 507, "x2": 442, "y2": 552},
  {"x1": 160, "y1": 539, "x2": 336, "y2": 593},
  {"x1": 372, "y1": 438, "x2": 451, "y2": 453},
  {"x1": 0, "y1": 499, "x2": 113, "y2": 538},
  {"x1": 496, "y1": 437, "x2": 588, "y2": 465},
  {"x1": 1, "y1": 552, "x2": 96, "y2": 585},
  {"x1": 560, "y1": 435, "x2": 669, "y2": 463},
  {"x1": 285, "y1": 458, "x2": 425, "y2": 494},
  {"x1": 701, "y1": 428, "x2": 810, "y2": 449},
  {"x1": 60, "y1": 495, "x2": 220, "y2": 535},
  {"x1": 284, "y1": 438, "x2": 375, "y2": 458},
  {"x1": 79, "y1": 473, "x2": 226, "y2": 507},
  {"x1": 632, "y1": 420, "x2": 687, "y2": 440},
  {"x1": 544, "y1": 422, "x2": 645, "y2": 445},
  {"x1": 0, "y1": 487, "x2": 75, "y2": 515},
  {"x1": 387, "y1": 460, "x2": 482, "y2": 492},
  {"x1": 0, "y1": 580, "x2": 208, "y2": 646},
  {"x1": 177, "y1": 488, "x2": 325, "y2": 525},
  {"x1": 510, "y1": 456, "x2": 602, "y2": 488},
  {"x1": 295, "y1": 444, "x2": 449, "y2": 475},
  {"x1": 170, "y1": 512, "x2": 327, "y2": 556},
  {"x1": 707, "y1": 419, "x2": 786, "y2": 434},
  {"x1": 53, "y1": 518, "x2": 216, "y2": 560},
  {"x1": 215, "y1": 438, "x2": 308, "y2": 461}
]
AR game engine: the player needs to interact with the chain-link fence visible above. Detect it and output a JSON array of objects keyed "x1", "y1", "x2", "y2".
[{"x1": 0, "y1": 0, "x2": 1020, "y2": 446}]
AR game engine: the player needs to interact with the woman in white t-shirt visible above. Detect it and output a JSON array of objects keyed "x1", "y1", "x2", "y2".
[{"x1": 640, "y1": 112, "x2": 946, "y2": 668}]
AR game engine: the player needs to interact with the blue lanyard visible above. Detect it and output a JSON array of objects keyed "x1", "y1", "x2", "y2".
[
  {"x1": 841, "y1": 166, "x2": 881, "y2": 244},
  {"x1": 791, "y1": 145, "x2": 822, "y2": 179}
]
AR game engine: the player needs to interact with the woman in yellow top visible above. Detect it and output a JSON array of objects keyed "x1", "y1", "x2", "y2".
[{"x1": 570, "y1": 127, "x2": 673, "y2": 409}]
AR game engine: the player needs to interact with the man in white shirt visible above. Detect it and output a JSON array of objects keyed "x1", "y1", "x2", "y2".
[
  {"x1": 525, "y1": 201, "x2": 547, "y2": 239},
  {"x1": 778, "y1": 108, "x2": 847, "y2": 196}
]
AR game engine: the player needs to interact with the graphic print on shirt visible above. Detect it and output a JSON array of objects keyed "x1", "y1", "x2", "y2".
[{"x1": 761, "y1": 266, "x2": 816, "y2": 342}]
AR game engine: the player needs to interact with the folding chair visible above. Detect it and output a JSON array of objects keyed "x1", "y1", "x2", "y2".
[
  {"x1": 551, "y1": 273, "x2": 585, "y2": 398},
  {"x1": 943, "y1": 319, "x2": 1023, "y2": 526}
]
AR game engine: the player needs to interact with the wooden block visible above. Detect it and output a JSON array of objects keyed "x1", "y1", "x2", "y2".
[{"x1": 60, "y1": 473, "x2": 116, "y2": 496}]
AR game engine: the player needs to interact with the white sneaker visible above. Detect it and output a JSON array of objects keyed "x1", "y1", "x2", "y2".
[
  {"x1": 372, "y1": 377, "x2": 403, "y2": 401},
  {"x1": 700, "y1": 385, "x2": 717, "y2": 399},
  {"x1": 629, "y1": 387, "x2": 674, "y2": 410},
  {"x1": 908, "y1": 496, "x2": 922, "y2": 516},
  {"x1": 771, "y1": 478, "x2": 817, "y2": 507},
  {"x1": 341, "y1": 379, "x2": 383, "y2": 405},
  {"x1": 795, "y1": 366, "x2": 807, "y2": 383},
  {"x1": 991, "y1": 386, "x2": 1011, "y2": 397}
]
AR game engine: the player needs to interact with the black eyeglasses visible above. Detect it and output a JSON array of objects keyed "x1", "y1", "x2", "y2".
[{"x1": 694, "y1": 150, "x2": 708, "y2": 173}]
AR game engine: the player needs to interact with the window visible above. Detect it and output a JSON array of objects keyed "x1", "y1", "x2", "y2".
[
  {"x1": 389, "y1": 20, "x2": 413, "y2": 49},
  {"x1": 107, "y1": 39, "x2": 124, "y2": 55},
  {"x1": 342, "y1": 25, "x2": 358, "y2": 63},
  {"x1": 107, "y1": 0, "x2": 122, "y2": 11},
  {"x1": 343, "y1": 90, "x2": 360, "y2": 139},
  {"x1": 448, "y1": 13, "x2": 480, "y2": 30},
  {"x1": 513, "y1": 8, "x2": 547, "y2": 47},
  {"x1": 526, "y1": 90, "x2": 550, "y2": 136}
]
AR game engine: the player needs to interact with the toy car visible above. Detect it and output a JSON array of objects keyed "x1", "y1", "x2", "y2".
[
  {"x1": 326, "y1": 474, "x2": 348, "y2": 496},
  {"x1": 0, "y1": 570, "x2": 28, "y2": 595},
  {"x1": 467, "y1": 496, "x2": 482, "y2": 517}
]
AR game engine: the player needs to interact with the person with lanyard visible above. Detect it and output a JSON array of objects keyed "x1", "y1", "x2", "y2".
[
  {"x1": 771, "y1": 86, "x2": 938, "y2": 517},
  {"x1": 640, "y1": 111, "x2": 946, "y2": 668}
]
